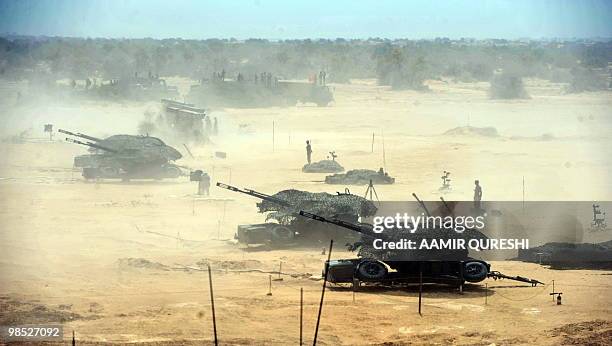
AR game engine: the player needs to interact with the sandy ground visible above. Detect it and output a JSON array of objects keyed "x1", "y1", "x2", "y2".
[{"x1": 0, "y1": 78, "x2": 611, "y2": 345}]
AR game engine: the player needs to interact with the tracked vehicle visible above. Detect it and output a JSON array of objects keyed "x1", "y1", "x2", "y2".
[{"x1": 60, "y1": 129, "x2": 185, "y2": 181}]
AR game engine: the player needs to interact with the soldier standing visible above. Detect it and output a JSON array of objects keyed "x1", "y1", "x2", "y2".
[
  {"x1": 199, "y1": 173, "x2": 211, "y2": 196},
  {"x1": 306, "y1": 140, "x2": 312, "y2": 164},
  {"x1": 474, "y1": 180, "x2": 482, "y2": 210}
]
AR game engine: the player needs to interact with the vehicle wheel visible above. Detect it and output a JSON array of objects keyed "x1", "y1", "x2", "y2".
[
  {"x1": 271, "y1": 226, "x2": 295, "y2": 242},
  {"x1": 165, "y1": 165, "x2": 182, "y2": 178},
  {"x1": 463, "y1": 261, "x2": 488, "y2": 282},
  {"x1": 356, "y1": 260, "x2": 387, "y2": 280}
]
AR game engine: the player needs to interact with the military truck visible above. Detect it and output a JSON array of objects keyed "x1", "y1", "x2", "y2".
[
  {"x1": 93, "y1": 74, "x2": 179, "y2": 101},
  {"x1": 187, "y1": 78, "x2": 333, "y2": 108},
  {"x1": 217, "y1": 182, "x2": 376, "y2": 247},
  {"x1": 60, "y1": 129, "x2": 185, "y2": 181}
]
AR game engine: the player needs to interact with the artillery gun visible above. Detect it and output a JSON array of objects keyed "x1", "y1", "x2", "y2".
[
  {"x1": 298, "y1": 195, "x2": 543, "y2": 288},
  {"x1": 325, "y1": 168, "x2": 395, "y2": 185},
  {"x1": 216, "y1": 182, "x2": 376, "y2": 247},
  {"x1": 60, "y1": 129, "x2": 185, "y2": 181}
]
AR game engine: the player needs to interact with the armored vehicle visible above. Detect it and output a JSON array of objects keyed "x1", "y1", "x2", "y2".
[
  {"x1": 299, "y1": 196, "x2": 543, "y2": 288},
  {"x1": 325, "y1": 168, "x2": 395, "y2": 185},
  {"x1": 60, "y1": 129, "x2": 185, "y2": 180},
  {"x1": 187, "y1": 78, "x2": 333, "y2": 108},
  {"x1": 217, "y1": 182, "x2": 376, "y2": 246}
]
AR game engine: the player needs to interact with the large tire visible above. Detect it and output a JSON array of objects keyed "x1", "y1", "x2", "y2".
[
  {"x1": 356, "y1": 260, "x2": 388, "y2": 280},
  {"x1": 271, "y1": 225, "x2": 295, "y2": 243},
  {"x1": 164, "y1": 165, "x2": 182, "y2": 178},
  {"x1": 463, "y1": 261, "x2": 488, "y2": 283}
]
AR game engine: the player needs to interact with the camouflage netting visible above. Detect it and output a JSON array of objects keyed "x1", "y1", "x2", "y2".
[
  {"x1": 302, "y1": 160, "x2": 344, "y2": 173},
  {"x1": 257, "y1": 189, "x2": 377, "y2": 225},
  {"x1": 325, "y1": 169, "x2": 395, "y2": 185}
]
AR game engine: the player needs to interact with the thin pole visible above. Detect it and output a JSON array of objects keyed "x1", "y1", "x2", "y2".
[
  {"x1": 278, "y1": 261, "x2": 282, "y2": 280},
  {"x1": 300, "y1": 287, "x2": 303, "y2": 346},
  {"x1": 371, "y1": 132, "x2": 375, "y2": 153},
  {"x1": 313, "y1": 239, "x2": 333, "y2": 345},
  {"x1": 72, "y1": 330, "x2": 75, "y2": 346},
  {"x1": 522, "y1": 176, "x2": 525, "y2": 212},
  {"x1": 208, "y1": 265, "x2": 218, "y2": 346},
  {"x1": 418, "y1": 267, "x2": 423, "y2": 316},
  {"x1": 381, "y1": 129, "x2": 386, "y2": 170},
  {"x1": 552, "y1": 280, "x2": 555, "y2": 301},
  {"x1": 485, "y1": 283, "x2": 488, "y2": 305},
  {"x1": 267, "y1": 275, "x2": 272, "y2": 296}
]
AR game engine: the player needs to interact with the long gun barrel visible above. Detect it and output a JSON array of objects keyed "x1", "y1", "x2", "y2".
[
  {"x1": 65, "y1": 138, "x2": 118, "y2": 153},
  {"x1": 412, "y1": 193, "x2": 432, "y2": 217},
  {"x1": 216, "y1": 182, "x2": 292, "y2": 207},
  {"x1": 58, "y1": 129, "x2": 102, "y2": 142},
  {"x1": 488, "y1": 271, "x2": 544, "y2": 287},
  {"x1": 299, "y1": 210, "x2": 377, "y2": 239}
]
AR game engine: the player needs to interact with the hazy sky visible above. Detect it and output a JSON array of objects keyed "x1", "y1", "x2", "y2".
[{"x1": 1, "y1": 0, "x2": 611, "y2": 39}]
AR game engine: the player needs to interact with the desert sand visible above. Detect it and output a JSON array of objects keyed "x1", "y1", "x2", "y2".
[{"x1": 1, "y1": 78, "x2": 611, "y2": 345}]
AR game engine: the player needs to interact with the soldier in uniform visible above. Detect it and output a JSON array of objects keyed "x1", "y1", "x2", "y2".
[
  {"x1": 474, "y1": 180, "x2": 482, "y2": 210},
  {"x1": 306, "y1": 140, "x2": 312, "y2": 164},
  {"x1": 199, "y1": 173, "x2": 211, "y2": 196}
]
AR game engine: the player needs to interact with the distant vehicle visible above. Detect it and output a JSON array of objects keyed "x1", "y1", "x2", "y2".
[
  {"x1": 187, "y1": 78, "x2": 333, "y2": 108},
  {"x1": 140, "y1": 99, "x2": 208, "y2": 143},
  {"x1": 325, "y1": 168, "x2": 395, "y2": 185},
  {"x1": 60, "y1": 129, "x2": 185, "y2": 181}
]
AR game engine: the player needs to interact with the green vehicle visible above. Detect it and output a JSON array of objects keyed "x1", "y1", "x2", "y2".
[{"x1": 60, "y1": 129, "x2": 185, "y2": 181}]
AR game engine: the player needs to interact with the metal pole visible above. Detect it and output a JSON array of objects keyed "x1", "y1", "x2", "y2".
[
  {"x1": 313, "y1": 239, "x2": 333, "y2": 345},
  {"x1": 72, "y1": 330, "x2": 75, "y2": 346},
  {"x1": 300, "y1": 287, "x2": 303, "y2": 346},
  {"x1": 552, "y1": 280, "x2": 555, "y2": 301},
  {"x1": 371, "y1": 132, "x2": 375, "y2": 153},
  {"x1": 418, "y1": 267, "x2": 423, "y2": 316},
  {"x1": 208, "y1": 265, "x2": 218, "y2": 346},
  {"x1": 522, "y1": 176, "x2": 525, "y2": 212}
]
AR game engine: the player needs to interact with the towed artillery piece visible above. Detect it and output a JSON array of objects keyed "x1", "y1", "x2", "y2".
[
  {"x1": 60, "y1": 129, "x2": 185, "y2": 181},
  {"x1": 325, "y1": 168, "x2": 395, "y2": 185},
  {"x1": 298, "y1": 195, "x2": 543, "y2": 288},
  {"x1": 216, "y1": 182, "x2": 376, "y2": 247}
]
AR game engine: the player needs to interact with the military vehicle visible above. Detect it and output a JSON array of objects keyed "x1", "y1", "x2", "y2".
[
  {"x1": 216, "y1": 182, "x2": 376, "y2": 246},
  {"x1": 302, "y1": 159, "x2": 344, "y2": 173},
  {"x1": 325, "y1": 168, "x2": 395, "y2": 185},
  {"x1": 187, "y1": 78, "x2": 333, "y2": 108},
  {"x1": 139, "y1": 99, "x2": 208, "y2": 143},
  {"x1": 516, "y1": 240, "x2": 612, "y2": 269},
  {"x1": 299, "y1": 196, "x2": 543, "y2": 288},
  {"x1": 94, "y1": 74, "x2": 179, "y2": 101},
  {"x1": 60, "y1": 129, "x2": 185, "y2": 180}
]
